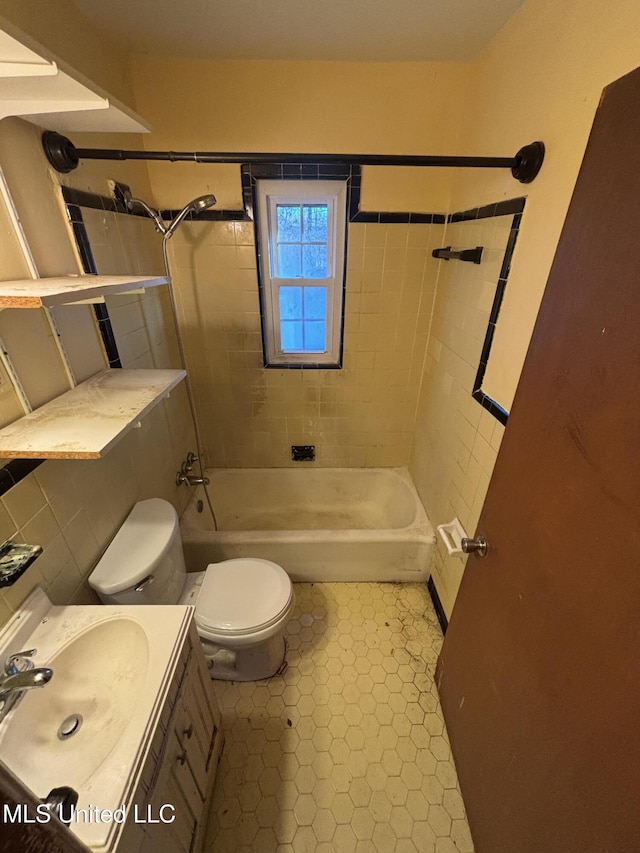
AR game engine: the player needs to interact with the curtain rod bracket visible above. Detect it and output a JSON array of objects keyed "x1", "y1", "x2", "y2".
[
  {"x1": 42, "y1": 130, "x2": 78, "y2": 173},
  {"x1": 511, "y1": 141, "x2": 545, "y2": 184},
  {"x1": 42, "y1": 131, "x2": 545, "y2": 183}
]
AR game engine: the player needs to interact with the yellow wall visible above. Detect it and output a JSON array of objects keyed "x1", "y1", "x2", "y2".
[
  {"x1": 130, "y1": 58, "x2": 469, "y2": 213},
  {"x1": 451, "y1": 0, "x2": 640, "y2": 411},
  {"x1": 0, "y1": 1, "x2": 137, "y2": 109},
  {"x1": 410, "y1": 0, "x2": 640, "y2": 616}
]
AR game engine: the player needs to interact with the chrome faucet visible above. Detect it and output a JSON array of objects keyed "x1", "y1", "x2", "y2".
[
  {"x1": 0, "y1": 648, "x2": 53, "y2": 721},
  {"x1": 176, "y1": 471, "x2": 211, "y2": 486},
  {"x1": 176, "y1": 454, "x2": 210, "y2": 486}
]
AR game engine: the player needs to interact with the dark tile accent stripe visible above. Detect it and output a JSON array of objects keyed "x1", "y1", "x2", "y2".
[
  {"x1": 159, "y1": 208, "x2": 250, "y2": 222},
  {"x1": 351, "y1": 212, "x2": 446, "y2": 224},
  {"x1": 64, "y1": 203, "x2": 122, "y2": 369},
  {"x1": 427, "y1": 575, "x2": 448, "y2": 635},
  {"x1": 449, "y1": 197, "x2": 525, "y2": 222},
  {"x1": 62, "y1": 171, "x2": 449, "y2": 228},
  {"x1": 92, "y1": 303, "x2": 122, "y2": 369},
  {"x1": 472, "y1": 389, "x2": 509, "y2": 425},
  {"x1": 242, "y1": 163, "x2": 445, "y2": 225},
  {"x1": 0, "y1": 459, "x2": 45, "y2": 499},
  {"x1": 67, "y1": 205, "x2": 97, "y2": 275},
  {"x1": 247, "y1": 163, "x2": 357, "y2": 368},
  {"x1": 468, "y1": 203, "x2": 526, "y2": 424},
  {"x1": 62, "y1": 185, "x2": 119, "y2": 212}
]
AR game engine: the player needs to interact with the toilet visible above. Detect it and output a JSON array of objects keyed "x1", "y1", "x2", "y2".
[{"x1": 88, "y1": 498, "x2": 294, "y2": 681}]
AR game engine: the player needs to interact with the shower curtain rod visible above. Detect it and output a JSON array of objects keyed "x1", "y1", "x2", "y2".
[{"x1": 42, "y1": 132, "x2": 545, "y2": 184}]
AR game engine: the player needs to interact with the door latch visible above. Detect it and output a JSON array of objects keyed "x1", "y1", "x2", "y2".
[{"x1": 461, "y1": 535, "x2": 488, "y2": 558}]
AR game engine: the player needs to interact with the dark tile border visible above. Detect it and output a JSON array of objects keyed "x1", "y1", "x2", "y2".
[
  {"x1": 0, "y1": 459, "x2": 45, "y2": 499},
  {"x1": 61, "y1": 175, "x2": 447, "y2": 228},
  {"x1": 244, "y1": 163, "x2": 361, "y2": 369},
  {"x1": 246, "y1": 163, "x2": 361, "y2": 370},
  {"x1": 449, "y1": 197, "x2": 525, "y2": 223},
  {"x1": 61, "y1": 185, "x2": 122, "y2": 213},
  {"x1": 243, "y1": 163, "x2": 446, "y2": 368},
  {"x1": 64, "y1": 198, "x2": 122, "y2": 369},
  {"x1": 351, "y1": 212, "x2": 446, "y2": 224},
  {"x1": 160, "y1": 208, "x2": 250, "y2": 222},
  {"x1": 446, "y1": 198, "x2": 526, "y2": 426},
  {"x1": 427, "y1": 575, "x2": 448, "y2": 635}
]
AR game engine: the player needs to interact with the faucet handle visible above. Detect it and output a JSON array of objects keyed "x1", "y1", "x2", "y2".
[{"x1": 5, "y1": 649, "x2": 36, "y2": 676}]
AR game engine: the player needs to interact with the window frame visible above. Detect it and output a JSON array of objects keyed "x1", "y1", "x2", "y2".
[{"x1": 256, "y1": 179, "x2": 347, "y2": 367}]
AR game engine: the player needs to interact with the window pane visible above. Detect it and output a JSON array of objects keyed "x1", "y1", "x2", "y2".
[
  {"x1": 281, "y1": 320, "x2": 303, "y2": 351},
  {"x1": 279, "y1": 286, "x2": 303, "y2": 320},
  {"x1": 277, "y1": 244, "x2": 301, "y2": 277},
  {"x1": 304, "y1": 321, "x2": 326, "y2": 351},
  {"x1": 303, "y1": 205, "x2": 328, "y2": 243},
  {"x1": 304, "y1": 286, "x2": 327, "y2": 320},
  {"x1": 276, "y1": 205, "x2": 301, "y2": 242},
  {"x1": 302, "y1": 244, "x2": 328, "y2": 278}
]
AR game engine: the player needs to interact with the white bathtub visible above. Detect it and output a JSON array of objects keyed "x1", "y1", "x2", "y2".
[{"x1": 180, "y1": 467, "x2": 435, "y2": 582}]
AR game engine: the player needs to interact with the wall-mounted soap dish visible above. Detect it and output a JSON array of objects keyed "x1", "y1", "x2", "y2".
[
  {"x1": 436, "y1": 518, "x2": 469, "y2": 559},
  {"x1": 0, "y1": 540, "x2": 43, "y2": 587}
]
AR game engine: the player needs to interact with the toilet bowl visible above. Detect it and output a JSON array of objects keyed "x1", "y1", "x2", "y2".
[{"x1": 88, "y1": 499, "x2": 294, "y2": 681}]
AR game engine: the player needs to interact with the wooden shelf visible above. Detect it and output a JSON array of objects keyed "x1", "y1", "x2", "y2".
[
  {"x1": 0, "y1": 23, "x2": 150, "y2": 133},
  {"x1": 0, "y1": 369, "x2": 186, "y2": 459},
  {"x1": 0, "y1": 275, "x2": 168, "y2": 308}
]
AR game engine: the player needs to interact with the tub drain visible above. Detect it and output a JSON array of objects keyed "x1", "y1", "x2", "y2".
[{"x1": 57, "y1": 713, "x2": 83, "y2": 740}]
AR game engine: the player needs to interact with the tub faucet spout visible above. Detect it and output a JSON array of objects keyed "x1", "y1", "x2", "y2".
[{"x1": 176, "y1": 471, "x2": 210, "y2": 487}]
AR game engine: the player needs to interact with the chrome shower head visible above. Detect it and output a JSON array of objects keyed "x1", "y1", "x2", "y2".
[
  {"x1": 189, "y1": 194, "x2": 217, "y2": 213},
  {"x1": 165, "y1": 193, "x2": 217, "y2": 239}
]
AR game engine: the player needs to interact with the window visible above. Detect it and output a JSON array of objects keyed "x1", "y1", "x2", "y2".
[{"x1": 256, "y1": 180, "x2": 347, "y2": 366}]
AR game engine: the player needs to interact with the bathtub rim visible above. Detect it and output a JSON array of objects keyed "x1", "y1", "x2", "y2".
[{"x1": 180, "y1": 466, "x2": 434, "y2": 542}]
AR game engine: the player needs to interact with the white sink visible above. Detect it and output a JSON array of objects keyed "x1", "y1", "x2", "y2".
[
  {"x1": 0, "y1": 588, "x2": 193, "y2": 852},
  {"x1": 1, "y1": 617, "x2": 149, "y2": 792}
]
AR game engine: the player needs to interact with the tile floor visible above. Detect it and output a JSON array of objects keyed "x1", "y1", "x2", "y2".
[{"x1": 207, "y1": 582, "x2": 474, "y2": 853}]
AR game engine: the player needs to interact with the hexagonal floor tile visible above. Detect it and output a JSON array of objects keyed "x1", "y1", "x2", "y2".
[{"x1": 206, "y1": 582, "x2": 474, "y2": 853}]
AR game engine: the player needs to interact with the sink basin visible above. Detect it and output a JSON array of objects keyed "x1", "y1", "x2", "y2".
[
  {"x1": 0, "y1": 589, "x2": 192, "y2": 852},
  {"x1": 0, "y1": 617, "x2": 149, "y2": 793}
]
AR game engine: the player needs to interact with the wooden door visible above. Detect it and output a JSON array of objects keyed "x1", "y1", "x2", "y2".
[{"x1": 437, "y1": 67, "x2": 640, "y2": 853}]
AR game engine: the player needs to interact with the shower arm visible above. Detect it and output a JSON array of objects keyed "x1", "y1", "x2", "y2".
[
  {"x1": 125, "y1": 194, "x2": 167, "y2": 234},
  {"x1": 42, "y1": 132, "x2": 545, "y2": 184}
]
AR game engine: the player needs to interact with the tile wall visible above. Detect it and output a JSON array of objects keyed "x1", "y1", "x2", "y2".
[
  {"x1": 81, "y1": 207, "x2": 182, "y2": 371},
  {"x1": 168, "y1": 220, "x2": 445, "y2": 467},
  {"x1": 0, "y1": 208, "x2": 194, "y2": 627},
  {"x1": 410, "y1": 214, "x2": 515, "y2": 617}
]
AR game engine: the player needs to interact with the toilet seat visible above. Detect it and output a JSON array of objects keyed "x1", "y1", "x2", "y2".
[{"x1": 194, "y1": 558, "x2": 294, "y2": 645}]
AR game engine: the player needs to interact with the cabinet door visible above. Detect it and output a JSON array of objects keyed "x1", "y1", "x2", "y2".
[
  {"x1": 141, "y1": 729, "x2": 200, "y2": 853},
  {"x1": 177, "y1": 658, "x2": 219, "y2": 798}
]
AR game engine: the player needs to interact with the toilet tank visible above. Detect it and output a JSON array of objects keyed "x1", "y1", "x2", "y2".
[{"x1": 88, "y1": 498, "x2": 187, "y2": 606}]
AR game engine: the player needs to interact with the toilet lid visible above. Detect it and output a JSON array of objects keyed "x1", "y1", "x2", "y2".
[{"x1": 195, "y1": 558, "x2": 292, "y2": 636}]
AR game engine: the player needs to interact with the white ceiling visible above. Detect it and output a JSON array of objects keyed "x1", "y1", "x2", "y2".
[{"x1": 73, "y1": 0, "x2": 525, "y2": 62}]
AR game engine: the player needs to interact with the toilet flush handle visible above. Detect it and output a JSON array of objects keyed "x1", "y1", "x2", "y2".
[{"x1": 134, "y1": 575, "x2": 155, "y2": 593}]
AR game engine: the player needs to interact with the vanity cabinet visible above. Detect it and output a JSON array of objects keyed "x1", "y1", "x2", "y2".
[{"x1": 116, "y1": 622, "x2": 223, "y2": 853}]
